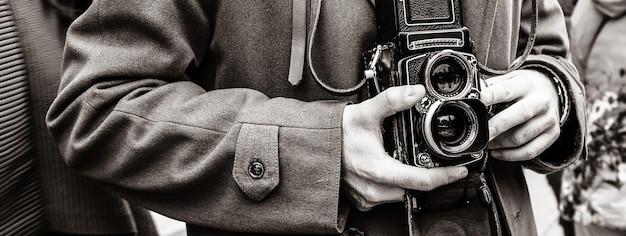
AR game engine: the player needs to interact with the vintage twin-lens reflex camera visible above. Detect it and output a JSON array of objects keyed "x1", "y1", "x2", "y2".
[{"x1": 364, "y1": 0, "x2": 489, "y2": 169}]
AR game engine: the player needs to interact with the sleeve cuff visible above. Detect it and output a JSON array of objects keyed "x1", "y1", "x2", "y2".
[{"x1": 520, "y1": 55, "x2": 587, "y2": 173}]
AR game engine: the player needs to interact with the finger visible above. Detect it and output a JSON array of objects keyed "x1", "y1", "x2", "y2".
[
  {"x1": 343, "y1": 181, "x2": 405, "y2": 212},
  {"x1": 359, "y1": 85, "x2": 425, "y2": 122},
  {"x1": 488, "y1": 112, "x2": 557, "y2": 149},
  {"x1": 489, "y1": 126, "x2": 560, "y2": 161},
  {"x1": 373, "y1": 157, "x2": 468, "y2": 191},
  {"x1": 480, "y1": 72, "x2": 529, "y2": 106},
  {"x1": 488, "y1": 97, "x2": 548, "y2": 141}
]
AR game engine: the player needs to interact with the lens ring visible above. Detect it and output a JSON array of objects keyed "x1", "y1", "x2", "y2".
[
  {"x1": 436, "y1": 105, "x2": 470, "y2": 145},
  {"x1": 421, "y1": 100, "x2": 480, "y2": 157},
  {"x1": 434, "y1": 102, "x2": 479, "y2": 154},
  {"x1": 424, "y1": 50, "x2": 473, "y2": 100}
]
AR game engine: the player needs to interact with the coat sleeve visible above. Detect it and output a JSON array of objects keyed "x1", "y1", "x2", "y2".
[
  {"x1": 516, "y1": 0, "x2": 587, "y2": 174},
  {"x1": 45, "y1": 0, "x2": 347, "y2": 234}
]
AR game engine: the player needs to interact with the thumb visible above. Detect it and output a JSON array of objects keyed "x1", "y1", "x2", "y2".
[{"x1": 360, "y1": 85, "x2": 426, "y2": 122}]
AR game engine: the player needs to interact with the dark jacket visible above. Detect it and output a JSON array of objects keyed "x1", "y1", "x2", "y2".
[
  {"x1": 8, "y1": 0, "x2": 155, "y2": 234},
  {"x1": 46, "y1": 0, "x2": 585, "y2": 235}
]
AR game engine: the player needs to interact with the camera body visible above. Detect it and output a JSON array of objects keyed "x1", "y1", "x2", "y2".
[{"x1": 366, "y1": 0, "x2": 489, "y2": 168}]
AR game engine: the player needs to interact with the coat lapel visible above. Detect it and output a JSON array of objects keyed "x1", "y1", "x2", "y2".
[{"x1": 461, "y1": 0, "x2": 499, "y2": 66}]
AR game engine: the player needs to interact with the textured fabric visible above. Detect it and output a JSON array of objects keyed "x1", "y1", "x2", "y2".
[
  {"x1": 0, "y1": 0, "x2": 44, "y2": 234},
  {"x1": 46, "y1": 0, "x2": 584, "y2": 235},
  {"x1": 5, "y1": 0, "x2": 157, "y2": 234}
]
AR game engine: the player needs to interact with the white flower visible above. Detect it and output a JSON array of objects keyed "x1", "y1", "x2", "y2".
[
  {"x1": 588, "y1": 99, "x2": 612, "y2": 125},
  {"x1": 603, "y1": 91, "x2": 619, "y2": 109}
]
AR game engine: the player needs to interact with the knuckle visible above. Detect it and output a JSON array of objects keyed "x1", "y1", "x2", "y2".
[
  {"x1": 482, "y1": 90, "x2": 494, "y2": 104},
  {"x1": 495, "y1": 118, "x2": 508, "y2": 135},
  {"x1": 537, "y1": 99, "x2": 550, "y2": 113},
  {"x1": 416, "y1": 176, "x2": 436, "y2": 191},
  {"x1": 511, "y1": 132, "x2": 525, "y2": 146},
  {"x1": 386, "y1": 86, "x2": 408, "y2": 106},
  {"x1": 514, "y1": 126, "x2": 536, "y2": 145},
  {"x1": 503, "y1": 84, "x2": 513, "y2": 100},
  {"x1": 361, "y1": 187, "x2": 377, "y2": 203},
  {"x1": 353, "y1": 192, "x2": 374, "y2": 212},
  {"x1": 382, "y1": 88, "x2": 396, "y2": 107},
  {"x1": 355, "y1": 199, "x2": 370, "y2": 212},
  {"x1": 520, "y1": 103, "x2": 534, "y2": 121},
  {"x1": 524, "y1": 148, "x2": 539, "y2": 160},
  {"x1": 551, "y1": 126, "x2": 561, "y2": 139},
  {"x1": 367, "y1": 166, "x2": 385, "y2": 181}
]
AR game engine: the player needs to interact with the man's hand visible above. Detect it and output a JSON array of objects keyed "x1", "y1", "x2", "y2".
[
  {"x1": 342, "y1": 85, "x2": 468, "y2": 212},
  {"x1": 480, "y1": 69, "x2": 561, "y2": 162}
]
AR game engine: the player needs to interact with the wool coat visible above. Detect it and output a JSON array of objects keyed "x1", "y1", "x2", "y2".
[
  {"x1": 46, "y1": 0, "x2": 585, "y2": 235},
  {"x1": 8, "y1": 0, "x2": 155, "y2": 234}
]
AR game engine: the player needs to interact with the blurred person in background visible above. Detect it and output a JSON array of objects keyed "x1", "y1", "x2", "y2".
[
  {"x1": 0, "y1": 0, "x2": 156, "y2": 234},
  {"x1": 557, "y1": 0, "x2": 576, "y2": 32},
  {"x1": 560, "y1": 0, "x2": 626, "y2": 235}
]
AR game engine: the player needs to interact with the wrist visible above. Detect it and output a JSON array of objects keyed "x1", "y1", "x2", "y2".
[{"x1": 521, "y1": 66, "x2": 570, "y2": 127}]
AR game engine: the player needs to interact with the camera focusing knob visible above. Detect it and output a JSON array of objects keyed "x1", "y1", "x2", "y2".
[
  {"x1": 470, "y1": 152, "x2": 483, "y2": 159},
  {"x1": 416, "y1": 153, "x2": 435, "y2": 168},
  {"x1": 415, "y1": 97, "x2": 431, "y2": 113},
  {"x1": 467, "y1": 90, "x2": 480, "y2": 99}
]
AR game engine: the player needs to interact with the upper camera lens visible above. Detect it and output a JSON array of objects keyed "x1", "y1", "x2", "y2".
[{"x1": 430, "y1": 58, "x2": 467, "y2": 97}]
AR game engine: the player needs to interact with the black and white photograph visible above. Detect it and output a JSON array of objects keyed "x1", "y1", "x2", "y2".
[{"x1": 1, "y1": 0, "x2": 623, "y2": 235}]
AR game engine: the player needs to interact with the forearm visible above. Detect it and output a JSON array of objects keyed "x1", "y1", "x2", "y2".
[
  {"x1": 48, "y1": 83, "x2": 348, "y2": 232},
  {"x1": 46, "y1": 0, "x2": 348, "y2": 233}
]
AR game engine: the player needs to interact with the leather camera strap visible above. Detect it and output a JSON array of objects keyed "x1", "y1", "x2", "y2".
[
  {"x1": 477, "y1": 0, "x2": 538, "y2": 75},
  {"x1": 306, "y1": 0, "x2": 375, "y2": 95},
  {"x1": 303, "y1": 0, "x2": 539, "y2": 95},
  {"x1": 288, "y1": 0, "x2": 307, "y2": 86}
]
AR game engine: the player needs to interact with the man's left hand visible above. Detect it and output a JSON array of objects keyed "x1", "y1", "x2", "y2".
[{"x1": 480, "y1": 69, "x2": 561, "y2": 162}]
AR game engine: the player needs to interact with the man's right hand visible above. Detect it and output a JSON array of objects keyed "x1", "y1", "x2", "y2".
[{"x1": 341, "y1": 85, "x2": 468, "y2": 212}]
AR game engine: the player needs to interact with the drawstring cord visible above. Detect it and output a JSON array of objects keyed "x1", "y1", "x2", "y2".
[{"x1": 306, "y1": 0, "x2": 373, "y2": 95}]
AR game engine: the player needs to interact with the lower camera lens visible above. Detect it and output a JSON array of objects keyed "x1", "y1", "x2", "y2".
[
  {"x1": 428, "y1": 101, "x2": 479, "y2": 155},
  {"x1": 435, "y1": 105, "x2": 470, "y2": 146},
  {"x1": 419, "y1": 99, "x2": 489, "y2": 160}
]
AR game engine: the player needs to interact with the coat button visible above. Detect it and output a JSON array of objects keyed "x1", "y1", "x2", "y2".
[{"x1": 248, "y1": 160, "x2": 265, "y2": 179}]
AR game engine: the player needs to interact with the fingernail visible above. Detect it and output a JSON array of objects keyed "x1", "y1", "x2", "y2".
[
  {"x1": 490, "y1": 150, "x2": 500, "y2": 158},
  {"x1": 458, "y1": 168, "x2": 468, "y2": 179},
  {"x1": 480, "y1": 92, "x2": 491, "y2": 105},
  {"x1": 406, "y1": 85, "x2": 422, "y2": 97}
]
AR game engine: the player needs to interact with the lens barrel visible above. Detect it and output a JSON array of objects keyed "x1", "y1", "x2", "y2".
[
  {"x1": 424, "y1": 51, "x2": 474, "y2": 100},
  {"x1": 420, "y1": 99, "x2": 488, "y2": 158}
]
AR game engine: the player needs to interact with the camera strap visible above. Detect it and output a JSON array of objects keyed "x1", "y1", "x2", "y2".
[
  {"x1": 476, "y1": 0, "x2": 538, "y2": 76},
  {"x1": 287, "y1": 0, "x2": 308, "y2": 86},
  {"x1": 304, "y1": 0, "x2": 538, "y2": 95},
  {"x1": 306, "y1": 0, "x2": 376, "y2": 95}
]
